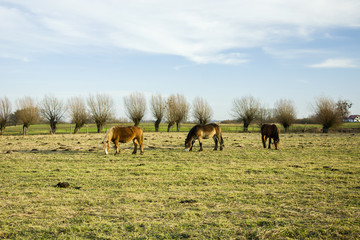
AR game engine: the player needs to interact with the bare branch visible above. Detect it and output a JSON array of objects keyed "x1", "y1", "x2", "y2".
[
  {"x1": 68, "y1": 96, "x2": 88, "y2": 133},
  {"x1": 313, "y1": 96, "x2": 342, "y2": 133},
  {"x1": 39, "y1": 95, "x2": 66, "y2": 134},
  {"x1": 231, "y1": 96, "x2": 260, "y2": 131},
  {"x1": 124, "y1": 92, "x2": 147, "y2": 126},
  {"x1": 0, "y1": 96, "x2": 12, "y2": 134},
  {"x1": 87, "y1": 93, "x2": 114, "y2": 133},
  {"x1": 150, "y1": 94, "x2": 166, "y2": 131},
  {"x1": 192, "y1": 97, "x2": 213, "y2": 124},
  {"x1": 16, "y1": 96, "x2": 40, "y2": 135},
  {"x1": 274, "y1": 99, "x2": 296, "y2": 132},
  {"x1": 166, "y1": 94, "x2": 190, "y2": 132}
]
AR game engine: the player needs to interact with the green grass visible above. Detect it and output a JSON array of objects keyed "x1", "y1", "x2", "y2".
[
  {"x1": 3, "y1": 122, "x2": 360, "y2": 135},
  {"x1": 0, "y1": 132, "x2": 359, "y2": 239}
]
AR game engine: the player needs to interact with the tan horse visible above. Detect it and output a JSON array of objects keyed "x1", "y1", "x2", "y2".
[
  {"x1": 261, "y1": 124, "x2": 280, "y2": 150},
  {"x1": 102, "y1": 126, "x2": 144, "y2": 155},
  {"x1": 185, "y1": 123, "x2": 224, "y2": 151}
]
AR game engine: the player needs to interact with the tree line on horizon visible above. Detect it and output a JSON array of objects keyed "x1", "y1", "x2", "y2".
[{"x1": 0, "y1": 93, "x2": 353, "y2": 135}]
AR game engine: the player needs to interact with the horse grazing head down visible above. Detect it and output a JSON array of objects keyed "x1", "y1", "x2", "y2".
[
  {"x1": 102, "y1": 126, "x2": 144, "y2": 155},
  {"x1": 261, "y1": 124, "x2": 280, "y2": 150},
  {"x1": 184, "y1": 123, "x2": 224, "y2": 152}
]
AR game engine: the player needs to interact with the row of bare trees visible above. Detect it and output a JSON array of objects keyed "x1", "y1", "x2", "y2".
[
  {"x1": 0, "y1": 93, "x2": 208, "y2": 134},
  {"x1": 0, "y1": 93, "x2": 353, "y2": 135},
  {"x1": 231, "y1": 96, "x2": 352, "y2": 133},
  {"x1": 0, "y1": 94, "x2": 113, "y2": 135}
]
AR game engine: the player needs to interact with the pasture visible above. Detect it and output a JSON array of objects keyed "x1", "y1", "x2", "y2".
[{"x1": 1, "y1": 131, "x2": 359, "y2": 239}]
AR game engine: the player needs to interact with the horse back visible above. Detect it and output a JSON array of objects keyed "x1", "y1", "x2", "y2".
[
  {"x1": 200, "y1": 123, "x2": 220, "y2": 139},
  {"x1": 112, "y1": 126, "x2": 142, "y2": 143},
  {"x1": 261, "y1": 124, "x2": 279, "y2": 139}
]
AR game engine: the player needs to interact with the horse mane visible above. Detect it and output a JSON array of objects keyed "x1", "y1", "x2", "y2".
[
  {"x1": 102, "y1": 127, "x2": 113, "y2": 143},
  {"x1": 185, "y1": 125, "x2": 199, "y2": 142}
]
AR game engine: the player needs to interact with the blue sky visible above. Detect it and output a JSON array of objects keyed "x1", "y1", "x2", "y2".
[{"x1": 1, "y1": 0, "x2": 360, "y2": 120}]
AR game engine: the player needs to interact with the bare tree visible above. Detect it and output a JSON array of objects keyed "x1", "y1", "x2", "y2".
[
  {"x1": 16, "y1": 96, "x2": 40, "y2": 135},
  {"x1": 166, "y1": 94, "x2": 190, "y2": 132},
  {"x1": 39, "y1": 95, "x2": 66, "y2": 134},
  {"x1": 124, "y1": 92, "x2": 147, "y2": 126},
  {"x1": 336, "y1": 99, "x2": 352, "y2": 121},
  {"x1": 313, "y1": 96, "x2": 342, "y2": 133},
  {"x1": 231, "y1": 96, "x2": 260, "y2": 132},
  {"x1": 274, "y1": 99, "x2": 296, "y2": 132},
  {"x1": 192, "y1": 97, "x2": 213, "y2": 125},
  {"x1": 257, "y1": 106, "x2": 274, "y2": 127},
  {"x1": 0, "y1": 96, "x2": 12, "y2": 134},
  {"x1": 68, "y1": 97, "x2": 88, "y2": 133},
  {"x1": 150, "y1": 94, "x2": 166, "y2": 132},
  {"x1": 165, "y1": 95, "x2": 176, "y2": 132},
  {"x1": 87, "y1": 93, "x2": 114, "y2": 133}
]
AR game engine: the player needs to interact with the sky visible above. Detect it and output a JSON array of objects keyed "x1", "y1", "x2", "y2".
[{"x1": 1, "y1": 0, "x2": 360, "y2": 121}]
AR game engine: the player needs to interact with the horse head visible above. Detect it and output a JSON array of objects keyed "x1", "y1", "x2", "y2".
[
  {"x1": 274, "y1": 138, "x2": 280, "y2": 149},
  {"x1": 102, "y1": 128, "x2": 112, "y2": 155},
  {"x1": 184, "y1": 138, "x2": 192, "y2": 151}
]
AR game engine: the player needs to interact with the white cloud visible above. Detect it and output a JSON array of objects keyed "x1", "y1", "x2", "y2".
[
  {"x1": 1, "y1": 0, "x2": 360, "y2": 64},
  {"x1": 308, "y1": 58, "x2": 358, "y2": 68},
  {"x1": 263, "y1": 47, "x2": 327, "y2": 59}
]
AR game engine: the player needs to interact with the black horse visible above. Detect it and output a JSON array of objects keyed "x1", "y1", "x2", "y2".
[{"x1": 261, "y1": 124, "x2": 280, "y2": 149}]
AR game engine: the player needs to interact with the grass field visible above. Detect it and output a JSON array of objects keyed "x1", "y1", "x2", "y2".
[
  {"x1": 3, "y1": 122, "x2": 360, "y2": 135},
  {"x1": 1, "y1": 131, "x2": 359, "y2": 239}
]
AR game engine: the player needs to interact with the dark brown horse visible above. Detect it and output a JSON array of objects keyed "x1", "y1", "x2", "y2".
[
  {"x1": 102, "y1": 126, "x2": 144, "y2": 155},
  {"x1": 185, "y1": 123, "x2": 224, "y2": 151},
  {"x1": 261, "y1": 124, "x2": 280, "y2": 150}
]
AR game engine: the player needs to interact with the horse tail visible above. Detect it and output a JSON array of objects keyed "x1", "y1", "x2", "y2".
[
  {"x1": 216, "y1": 124, "x2": 224, "y2": 147},
  {"x1": 140, "y1": 129, "x2": 144, "y2": 144}
]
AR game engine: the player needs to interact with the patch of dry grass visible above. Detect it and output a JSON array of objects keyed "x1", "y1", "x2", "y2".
[{"x1": 0, "y1": 132, "x2": 359, "y2": 239}]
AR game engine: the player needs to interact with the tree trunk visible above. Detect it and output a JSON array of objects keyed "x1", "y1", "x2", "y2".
[
  {"x1": 74, "y1": 125, "x2": 80, "y2": 134},
  {"x1": 97, "y1": 123, "x2": 102, "y2": 133},
  {"x1": 23, "y1": 124, "x2": 28, "y2": 135},
  {"x1": 134, "y1": 119, "x2": 140, "y2": 126},
  {"x1": 322, "y1": 126, "x2": 329, "y2": 133},
  {"x1": 154, "y1": 119, "x2": 161, "y2": 132},
  {"x1": 50, "y1": 120, "x2": 57, "y2": 134},
  {"x1": 167, "y1": 122, "x2": 174, "y2": 132},
  {"x1": 283, "y1": 123, "x2": 290, "y2": 132},
  {"x1": 176, "y1": 122, "x2": 180, "y2": 132},
  {"x1": 243, "y1": 122, "x2": 249, "y2": 132},
  {"x1": 0, "y1": 124, "x2": 4, "y2": 135}
]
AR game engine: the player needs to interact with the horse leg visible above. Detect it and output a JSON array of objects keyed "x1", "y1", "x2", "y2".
[
  {"x1": 138, "y1": 135, "x2": 144, "y2": 155},
  {"x1": 114, "y1": 141, "x2": 120, "y2": 155},
  {"x1": 190, "y1": 139, "x2": 195, "y2": 151},
  {"x1": 220, "y1": 135, "x2": 224, "y2": 151},
  {"x1": 262, "y1": 135, "x2": 266, "y2": 148},
  {"x1": 268, "y1": 138, "x2": 272, "y2": 149},
  {"x1": 213, "y1": 136, "x2": 218, "y2": 151},
  {"x1": 199, "y1": 137, "x2": 203, "y2": 151},
  {"x1": 132, "y1": 139, "x2": 138, "y2": 154}
]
